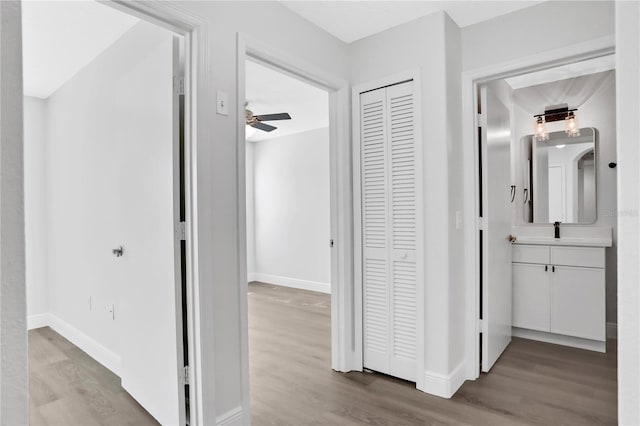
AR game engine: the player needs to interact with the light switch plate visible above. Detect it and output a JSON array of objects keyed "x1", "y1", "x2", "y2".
[{"x1": 216, "y1": 90, "x2": 229, "y2": 115}]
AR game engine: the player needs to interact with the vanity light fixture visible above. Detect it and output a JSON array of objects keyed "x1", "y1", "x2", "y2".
[
  {"x1": 533, "y1": 105, "x2": 579, "y2": 141},
  {"x1": 534, "y1": 116, "x2": 549, "y2": 142},
  {"x1": 565, "y1": 110, "x2": 580, "y2": 137}
]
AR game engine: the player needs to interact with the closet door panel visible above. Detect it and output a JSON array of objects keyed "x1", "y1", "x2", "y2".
[
  {"x1": 360, "y1": 81, "x2": 419, "y2": 382},
  {"x1": 387, "y1": 82, "x2": 417, "y2": 381},
  {"x1": 361, "y1": 89, "x2": 390, "y2": 371}
]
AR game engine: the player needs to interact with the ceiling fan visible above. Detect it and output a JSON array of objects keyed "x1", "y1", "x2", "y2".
[{"x1": 245, "y1": 106, "x2": 291, "y2": 132}]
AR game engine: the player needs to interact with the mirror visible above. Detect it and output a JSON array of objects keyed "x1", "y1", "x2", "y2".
[{"x1": 523, "y1": 127, "x2": 597, "y2": 224}]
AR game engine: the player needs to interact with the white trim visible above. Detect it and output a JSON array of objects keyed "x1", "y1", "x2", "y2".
[
  {"x1": 237, "y1": 33, "x2": 353, "y2": 424},
  {"x1": 513, "y1": 327, "x2": 606, "y2": 353},
  {"x1": 32, "y1": 313, "x2": 123, "y2": 377},
  {"x1": 352, "y1": 68, "x2": 425, "y2": 387},
  {"x1": 607, "y1": 322, "x2": 617, "y2": 339},
  {"x1": 462, "y1": 36, "x2": 616, "y2": 382},
  {"x1": 215, "y1": 406, "x2": 244, "y2": 426},
  {"x1": 248, "y1": 273, "x2": 331, "y2": 294},
  {"x1": 27, "y1": 313, "x2": 50, "y2": 330},
  {"x1": 422, "y1": 362, "x2": 466, "y2": 399},
  {"x1": 102, "y1": 2, "x2": 206, "y2": 424}
]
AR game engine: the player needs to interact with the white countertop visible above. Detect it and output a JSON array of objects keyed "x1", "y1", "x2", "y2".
[
  {"x1": 513, "y1": 236, "x2": 612, "y2": 248},
  {"x1": 511, "y1": 225, "x2": 613, "y2": 248}
]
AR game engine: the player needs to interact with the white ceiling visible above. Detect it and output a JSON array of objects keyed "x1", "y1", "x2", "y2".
[
  {"x1": 505, "y1": 55, "x2": 615, "y2": 90},
  {"x1": 279, "y1": 1, "x2": 545, "y2": 43},
  {"x1": 246, "y1": 60, "x2": 329, "y2": 142},
  {"x1": 22, "y1": 0, "x2": 139, "y2": 99},
  {"x1": 512, "y1": 70, "x2": 615, "y2": 116}
]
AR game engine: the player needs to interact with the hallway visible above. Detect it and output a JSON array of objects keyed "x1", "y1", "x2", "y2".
[{"x1": 248, "y1": 282, "x2": 617, "y2": 425}]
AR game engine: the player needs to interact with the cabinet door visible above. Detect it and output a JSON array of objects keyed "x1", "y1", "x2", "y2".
[
  {"x1": 550, "y1": 266, "x2": 605, "y2": 341},
  {"x1": 512, "y1": 263, "x2": 550, "y2": 332}
]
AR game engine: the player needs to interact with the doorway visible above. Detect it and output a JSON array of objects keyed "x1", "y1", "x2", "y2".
[
  {"x1": 22, "y1": 1, "x2": 194, "y2": 424},
  {"x1": 469, "y1": 47, "x2": 618, "y2": 391},
  {"x1": 244, "y1": 55, "x2": 333, "y2": 420},
  {"x1": 236, "y1": 35, "x2": 353, "y2": 418}
]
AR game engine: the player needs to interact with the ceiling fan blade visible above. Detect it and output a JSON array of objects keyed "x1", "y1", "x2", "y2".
[
  {"x1": 255, "y1": 112, "x2": 291, "y2": 121},
  {"x1": 251, "y1": 121, "x2": 277, "y2": 132}
]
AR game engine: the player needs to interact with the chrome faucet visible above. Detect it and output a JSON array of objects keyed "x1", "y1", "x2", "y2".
[{"x1": 554, "y1": 222, "x2": 561, "y2": 239}]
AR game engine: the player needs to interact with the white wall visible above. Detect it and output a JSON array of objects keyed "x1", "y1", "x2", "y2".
[
  {"x1": 350, "y1": 11, "x2": 466, "y2": 396},
  {"x1": 41, "y1": 21, "x2": 174, "y2": 364},
  {"x1": 247, "y1": 127, "x2": 331, "y2": 293},
  {"x1": 462, "y1": 1, "x2": 615, "y2": 72},
  {"x1": 0, "y1": 1, "x2": 28, "y2": 423},
  {"x1": 24, "y1": 96, "x2": 48, "y2": 318},
  {"x1": 615, "y1": 2, "x2": 640, "y2": 423}
]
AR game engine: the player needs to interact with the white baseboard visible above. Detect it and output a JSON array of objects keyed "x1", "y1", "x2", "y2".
[
  {"x1": 513, "y1": 327, "x2": 605, "y2": 353},
  {"x1": 606, "y1": 322, "x2": 617, "y2": 339},
  {"x1": 248, "y1": 273, "x2": 330, "y2": 294},
  {"x1": 216, "y1": 406, "x2": 244, "y2": 426},
  {"x1": 420, "y1": 362, "x2": 466, "y2": 399},
  {"x1": 28, "y1": 312, "x2": 121, "y2": 377},
  {"x1": 27, "y1": 313, "x2": 51, "y2": 330}
]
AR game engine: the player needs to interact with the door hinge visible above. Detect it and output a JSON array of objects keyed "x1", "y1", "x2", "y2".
[
  {"x1": 477, "y1": 217, "x2": 485, "y2": 230},
  {"x1": 477, "y1": 112, "x2": 487, "y2": 127},
  {"x1": 478, "y1": 319, "x2": 485, "y2": 333},
  {"x1": 329, "y1": 239, "x2": 335, "y2": 248},
  {"x1": 179, "y1": 221, "x2": 187, "y2": 241},
  {"x1": 181, "y1": 365, "x2": 190, "y2": 385},
  {"x1": 175, "y1": 76, "x2": 185, "y2": 95}
]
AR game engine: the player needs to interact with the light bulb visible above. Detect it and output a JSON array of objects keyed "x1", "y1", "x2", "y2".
[
  {"x1": 534, "y1": 116, "x2": 549, "y2": 142},
  {"x1": 556, "y1": 144, "x2": 566, "y2": 149},
  {"x1": 565, "y1": 111, "x2": 580, "y2": 137}
]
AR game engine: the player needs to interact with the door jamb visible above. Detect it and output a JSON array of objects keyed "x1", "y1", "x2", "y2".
[
  {"x1": 462, "y1": 35, "x2": 616, "y2": 381},
  {"x1": 236, "y1": 33, "x2": 354, "y2": 418},
  {"x1": 352, "y1": 69, "x2": 425, "y2": 388},
  {"x1": 103, "y1": 2, "x2": 206, "y2": 424}
]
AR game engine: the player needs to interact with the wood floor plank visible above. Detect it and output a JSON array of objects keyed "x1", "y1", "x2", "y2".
[
  {"x1": 29, "y1": 327, "x2": 159, "y2": 426},
  {"x1": 248, "y1": 281, "x2": 617, "y2": 426}
]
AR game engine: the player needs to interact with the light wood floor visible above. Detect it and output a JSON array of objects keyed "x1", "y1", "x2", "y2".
[
  {"x1": 248, "y1": 281, "x2": 617, "y2": 426},
  {"x1": 29, "y1": 327, "x2": 158, "y2": 426}
]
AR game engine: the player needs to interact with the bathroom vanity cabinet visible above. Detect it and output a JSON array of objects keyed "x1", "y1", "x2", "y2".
[{"x1": 512, "y1": 243, "x2": 606, "y2": 352}]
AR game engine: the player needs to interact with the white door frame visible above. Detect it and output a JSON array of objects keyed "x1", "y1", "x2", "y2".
[
  {"x1": 103, "y1": 2, "x2": 206, "y2": 424},
  {"x1": 236, "y1": 33, "x2": 354, "y2": 411},
  {"x1": 351, "y1": 69, "x2": 425, "y2": 388},
  {"x1": 461, "y1": 35, "x2": 616, "y2": 380}
]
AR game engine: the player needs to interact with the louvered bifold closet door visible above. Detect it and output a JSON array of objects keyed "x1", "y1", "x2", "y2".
[
  {"x1": 361, "y1": 88, "x2": 390, "y2": 375},
  {"x1": 361, "y1": 81, "x2": 418, "y2": 382}
]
